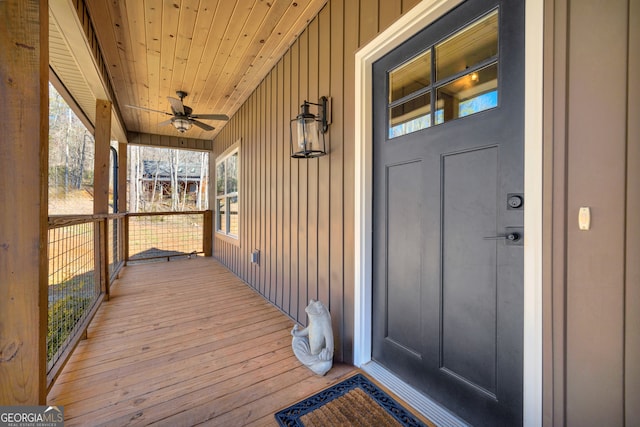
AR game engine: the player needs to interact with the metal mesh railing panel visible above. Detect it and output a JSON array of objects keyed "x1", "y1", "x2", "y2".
[
  {"x1": 108, "y1": 217, "x2": 123, "y2": 281},
  {"x1": 47, "y1": 222, "x2": 100, "y2": 372},
  {"x1": 128, "y1": 213, "x2": 204, "y2": 261}
]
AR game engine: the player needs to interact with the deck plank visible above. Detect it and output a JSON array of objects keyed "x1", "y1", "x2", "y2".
[{"x1": 47, "y1": 258, "x2": 357, "y2": 426}]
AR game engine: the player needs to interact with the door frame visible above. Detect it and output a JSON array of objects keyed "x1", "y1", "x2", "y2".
[{"x1": 352, "y1": 1, "x2": 544, "y2": 426}]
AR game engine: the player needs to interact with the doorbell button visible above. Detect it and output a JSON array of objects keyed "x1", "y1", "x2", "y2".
[{"x1": 578, "y1": 207, "x2": 591, "y2": 230}]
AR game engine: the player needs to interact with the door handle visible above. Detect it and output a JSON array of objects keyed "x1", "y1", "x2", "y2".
[{"x1": 484, "y1": 232, "x2": 521, "y2": 242}]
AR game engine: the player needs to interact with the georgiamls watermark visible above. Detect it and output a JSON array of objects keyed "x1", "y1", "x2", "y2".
[{"x1": 0, "y1": 406, "x2": 63, "y2": 427}]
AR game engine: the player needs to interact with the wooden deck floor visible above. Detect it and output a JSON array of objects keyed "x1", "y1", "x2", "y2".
[{"x1": 47, "y1": 257, "x2": 356, "y2": 426}]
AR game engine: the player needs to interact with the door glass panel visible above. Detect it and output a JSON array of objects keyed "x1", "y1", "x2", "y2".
[
  {"x1": 435, "y1": 63, "x2": 498, "y2": 124},
  {"x1": 389, "y1": 51, "x2": 431, "y2": 103},
  {"x1": 389, "y1": 93, "x2": 432, "y2": 138},
  {"x1": 435, "y1": 10, "x2": 498, "y2": 81}
]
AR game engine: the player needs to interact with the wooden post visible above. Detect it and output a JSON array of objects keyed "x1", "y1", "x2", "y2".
[
  {"x1": 94, "y1": 100, "x2": 112, "y2": 213},
  {"x1": 95, "y1": 100, "x2": 111, "y2": 298},
  {"x1": 204, "y1": 210, "x2": 213, "y2": 257},
  {"x1": 118, "y1": 141, "x2": 127, "y2": 265},
  {"x1": 0, "y1": 0, "x2": 48, "y2": 405},
  {"x1": 118, "y1": 141, "x2": 127, "y2": 213}
]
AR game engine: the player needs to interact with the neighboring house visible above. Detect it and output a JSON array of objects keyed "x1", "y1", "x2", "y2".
[
  {"x1": 141, "y1": 160, "x2": 203, "y2": 197},
  {"x1": 1, "y1": 0, "x2": 637, "y2": 426}
]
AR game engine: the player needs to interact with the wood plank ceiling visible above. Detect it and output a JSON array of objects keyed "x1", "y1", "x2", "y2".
[{"x1": 86, "y1": 0, "x2": 328, "y2": 141}]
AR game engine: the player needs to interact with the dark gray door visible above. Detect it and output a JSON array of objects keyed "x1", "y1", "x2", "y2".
[{"x1": 372, "y1": 1, "x2": 524, "y2": 426}]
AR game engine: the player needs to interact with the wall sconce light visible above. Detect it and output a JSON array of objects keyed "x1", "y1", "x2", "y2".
[{"x1": 290, "y1": 96, "x2": 331, "y2": 158}]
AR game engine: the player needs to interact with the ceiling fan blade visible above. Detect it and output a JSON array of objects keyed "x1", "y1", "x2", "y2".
[
  {"x1": 167, "y1": 96, "x2": 185, "y2": 115},
  {"x1": 125, "y1": 104, "x2": 172, "y2": 115},
  {"x1": 191, "y1": 119, "x2": 215, "y2": 131},
  {"x1": 158, "y1": 118, "x2": 173, "y2": 126},
  {"x1": 190, "y1": 114, "x2": 229, "y2": 121}
]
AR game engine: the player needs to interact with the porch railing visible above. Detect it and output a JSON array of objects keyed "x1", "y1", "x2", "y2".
[
  {"x1": 108, "y1": 214, "x2": 126, "y2": 281},
  {"x1": 47, "y1": 215, "x2": 108, "y2": 385},
  {"x1": 126, "y1": 211, "x2": 212, "y2": 261},
  {"x1": 46, "y1": 210, "x2": 212, "y2": 388}
]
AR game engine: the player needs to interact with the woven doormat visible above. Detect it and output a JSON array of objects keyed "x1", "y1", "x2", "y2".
[{"x1": 274, "y1": 373, "x2": 435, "y2": 427}]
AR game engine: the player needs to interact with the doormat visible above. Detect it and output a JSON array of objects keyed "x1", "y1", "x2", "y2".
[{"x1": 274, "y1": 373, "x2": 435, "y2": 427}]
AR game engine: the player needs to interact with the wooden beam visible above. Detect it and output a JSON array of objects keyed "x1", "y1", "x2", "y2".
[
  {"x1": 203, "y1": 210, "x2": 213, "y2": 257},
  {"x1": 118, "y1": 142, "x2": 127, "y2": 268},
  {"x1": 118, "y1": 141, "x2": 127, "y2": 212},
  {"x1": 94, "y1": 100, "x2": 112, "y2": 214},
  {"x1": 127, "y1": 132, "x2": 213, "y2": 151},
  {"x1": 95, "y1": 99, "x2": 111, "y2": 297},
  {"x1": 0, "y1": 0, "x2": 48, "y2": 404}
]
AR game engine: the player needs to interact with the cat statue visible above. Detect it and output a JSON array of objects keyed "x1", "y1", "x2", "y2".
[{"x1": 291, "y1": 299, "x2": 334, "y2": 376}]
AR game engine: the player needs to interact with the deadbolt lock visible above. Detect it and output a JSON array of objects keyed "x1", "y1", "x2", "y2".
[{"x1": 507, "y1": 194, "x2": 524, "y2": 209}]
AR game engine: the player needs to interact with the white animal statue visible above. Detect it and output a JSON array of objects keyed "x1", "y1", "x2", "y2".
[{"x1": 291, "y1": 299, "x2": 334, "y2": 376}]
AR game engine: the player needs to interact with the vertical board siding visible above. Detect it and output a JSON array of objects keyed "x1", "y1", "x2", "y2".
[
  {"x1": 341, "y1": 0, "x2": 360, "y2": 364},
  {"x1": 565, "y1": 1, "x2": 628, "y2": 425},
  {"x1": 307, "y1": 17, "x2": 319, "y2": 309},
  {"x1": 317, "y1": 5, "x2": 331, "y2": 311},
  {"x1": 290, "y1": 38, "x2": 300, "y2": 322},
  {"x1": 282, "y1": 53, "x2": 292, "y2": 314},
  {"x1": 297, "y1": 28, "x2": 309, "y2": 323},
  {"x1": 626, "y1": 0, "x2": 640, "y2": 422},
  {"x1": 328, "y1": 0, "x2": 346, "y2": 363},
  {"x1": 212, "y1": 0, "x2": 405, "y2": 362}
]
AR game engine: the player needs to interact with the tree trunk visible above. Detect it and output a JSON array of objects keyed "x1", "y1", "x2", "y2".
[
  {"x1": 129, "y1": 146, "x2": 139, "y2": 212},
  {"x1": 77, "y1": 133, "x2": 87, "y2": 189},
  {"x1": 170, "y1": 150, "x2": 179, "y2": 211},
  {"x1": 150, "y1": 161, "x2": 159, "y2": 206}
]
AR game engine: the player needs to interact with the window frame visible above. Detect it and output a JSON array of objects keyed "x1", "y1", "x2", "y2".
[{"x1": 215, "y1": 140, "x2": 240, "y2": 242}]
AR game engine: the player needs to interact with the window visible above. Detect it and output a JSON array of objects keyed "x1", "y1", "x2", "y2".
[
  {"x1": 388, "y1": 9, "x2": 499, "y2": 138},
  {"x1": 215, "y1": 141, "x2": 240, "y2": 238}
]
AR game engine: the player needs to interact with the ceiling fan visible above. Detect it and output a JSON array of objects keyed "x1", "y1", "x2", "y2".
[{"x1": 125, "y1": 91, "x2": 229, "y2": 133}]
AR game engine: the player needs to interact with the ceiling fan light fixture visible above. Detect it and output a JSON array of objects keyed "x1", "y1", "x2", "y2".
[
  {"x1": 172, "y1": 117, "x2": 192, "y2": 133},
  {"x1": 126, "y1": 90, "x2": 228, "y2": 133}
]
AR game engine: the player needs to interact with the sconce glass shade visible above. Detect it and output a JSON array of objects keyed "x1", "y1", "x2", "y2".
[
  {"x1": 290, "y1": 98, "x2": 329, "y2": 158},
  {"x1": 173, "y1": 117, "x2": 192, "y2": 133}
]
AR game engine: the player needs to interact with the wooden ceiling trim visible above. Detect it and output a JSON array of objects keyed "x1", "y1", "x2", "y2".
[{"x1": 127, "y1": 132, "x2": 213, "y2": 151}]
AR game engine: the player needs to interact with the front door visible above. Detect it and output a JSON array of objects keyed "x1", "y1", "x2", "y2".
[{"x1": 372, "y1": 1, "x2": 524, "y2": 425}]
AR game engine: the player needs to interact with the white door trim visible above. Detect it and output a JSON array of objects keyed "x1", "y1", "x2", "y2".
[{"x1": 353, "y1": 1, "x2": 544, "y2": 426}]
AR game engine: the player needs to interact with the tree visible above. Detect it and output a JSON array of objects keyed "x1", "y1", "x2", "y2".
[
  {"x1": 48, "y1": 83, "x2": 95, "y2": 214},
  {"x1": 127, "y1": 145, "x2": 209, "y2": 212}
]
